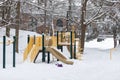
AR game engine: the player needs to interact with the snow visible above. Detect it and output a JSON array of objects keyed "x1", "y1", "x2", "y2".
[
  {"x1": 85, "y1": 38, "x2": 114, "y2": 49},
  {"x1": 0, "y1": 28, "x2": 120, "y2": 80}
]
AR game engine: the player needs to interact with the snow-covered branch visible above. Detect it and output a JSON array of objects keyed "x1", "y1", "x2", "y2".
[
  {"x1": 24, "y1": 1, "x2": 46, "y2": 11},
  {"x1": 86, "y1": 6, "x2": 103, "y2": 25},
  {"x1": 0, "y1": 23, "x2": 12, "y2": 28},
  {"x1": 86, "y1": 12, "x2": 106, "y2": 25},
  {"x1": 0, "y1": 0, "x2": 7, "y2": 6}
]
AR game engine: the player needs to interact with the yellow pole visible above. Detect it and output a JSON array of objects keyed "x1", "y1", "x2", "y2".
[
  {"x1": 110, "y1": 49, "x2": 112, "y2": 60},
  {"x1": 110, "y1": 48, "x2": 116, "y2": 60}
]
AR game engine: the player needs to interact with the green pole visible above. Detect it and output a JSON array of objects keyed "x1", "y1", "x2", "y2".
[
  {"x1": 27, "y1": 35, "x2": 30, "y2": 54},
  {"x1": 57, "y1": 31, "x2": 59, "y2": 49},
  {"x1": 3, "y1": 36, "x2": 6, "y2": 68},
  {"x1": 27, "y1": 35, "x2": 30, "y2": 44},
  {"x1": 74, "y1": 39, "x2": 76, "y2": 59},
  {"x1": 42, "y1": 33, "x2": 45, "y2": 62},
  {"x1": 60, "y1": 31, "x2": 63, "y2": 52},
  {"x1": 47, "y1": 52, "x2": 50, "y2": 63},
  {"x1": 61, "y1": 31, "x2": 62, "y2": 42},
  {"x1": 56, "y1": 31, "x2": 59, "y2": 61},
  {"x1": 70, "y1": 31, "x2": 72, "y2": 59},
  {"x1": 74, "y1": 32, "x2": 76, "y2": 59},
  {"x1": 13, "y1": 36, "x2": 16, "y2": 67},
  {"x1": 34, "y1": 35, "x2": 36, "y2": 44}
]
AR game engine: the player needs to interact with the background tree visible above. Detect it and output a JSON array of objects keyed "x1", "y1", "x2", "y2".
[
  {"x1": 0, "y1": 0, "x2": 120, "y2": 53},
  {"x1": 15, "y1": 0, "x2": 20, "y2": 53}
]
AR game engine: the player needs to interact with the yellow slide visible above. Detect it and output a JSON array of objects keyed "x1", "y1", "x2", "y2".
[
  {"x1": 30, "y1": 45, "x2": 42, "y2": 62},
  {"x1": 29, "y1": 36, "x2": 42, "y2": 62},
  {"x1": 30, "y1": 36, "x2": 56, "y2": 62},
  {"x1": 23, "y1": 36, "x2": 42, "y2": 62},
  {"x1": 23, "y1": 37, "x2": 34, "y2": 61},
  {"x1": 46, "y1": 47, "x2": 73, "y2": 65},
  {"x1": 23, "y1": 36, "x2": 73, "y2": 65}
]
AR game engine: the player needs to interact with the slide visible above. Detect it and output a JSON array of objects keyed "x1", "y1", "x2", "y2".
[
  {"x1": 23, "y1": 36, "x2": 42, "y2": 62},
  {"x1": 46, "y1": 47, "x2": 73, "y2": 65},
  {"x1": 30, "y1": 45, "x2": 42, "y2": 62},
  {"x1": 23, "y1": 37, "x2": 34, "y2": 61}
]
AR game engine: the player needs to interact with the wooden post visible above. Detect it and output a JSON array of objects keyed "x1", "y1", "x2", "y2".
[
  {"x1": 110, "y1": 49, "x2": 112, "y2": 60},
  {"x1": 76, "y1": 39, "x2": 83, "y2": 60},
  {"x1": 110, "y1": 48, "x2": 116, "y2": 60}
]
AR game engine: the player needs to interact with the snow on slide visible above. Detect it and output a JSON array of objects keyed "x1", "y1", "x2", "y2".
[
  {"x1": 46, "y1": 47, "x2": 73, "y2": 65},
  {"x1": 30, "y1": 45, "x2": 42, "y2": 62}
]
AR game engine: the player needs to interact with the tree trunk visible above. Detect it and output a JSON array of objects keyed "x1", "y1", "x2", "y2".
[
  {"x1": 80, "y1": 24, "x2": 86, "y2": 53},
  {"x1": 6, "y1": 0, "x2": 11, "y2": 37},
  {"x1": 15, "y1": 1, "x2": 20, "y2": 53},
  {"x1": 80, "y1": 0, "x2": 88, "y2": 54},
  {"x1": 2, "y1": 0, "x2": 10, "y2": 37},
  {"x1": 2, "y1": 6, "x2": 5, "y2": 27},
  {"x1": 113, "y1": 30, "x2": 117, "y2": 48},
  {"x1": 119, "y1": 40, "x2": 120, "y2": 45},
  {"x1": 44, "y1": 0, "x2": 47, "y2": 28},
  {"x1": 6, "y1": 28, "x2": 10, "y2": 37},
  {"x1": 66, "y1": 0, "x2": 72, "y2": 31}
]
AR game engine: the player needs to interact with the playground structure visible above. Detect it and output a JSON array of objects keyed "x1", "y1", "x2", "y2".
[
  {"x1": 23, "y1": 30, "x2": 83, "y2": 65},
  {"x1": 56, "y1": 30, "x2": 83, "y2": 60}
]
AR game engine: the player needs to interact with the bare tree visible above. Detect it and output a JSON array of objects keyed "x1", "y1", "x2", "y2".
[
  {"x1": 15, "y1": 0, "x2": 20, "y2": 53},
  {"x1": 1, "y1": 0, "x2": 11, "y2": 37},
  {"x1": 44, "y1": 0, "x2": 47, "y2": 28},
  {"x1": 5, "y1": 0, "x2": 11, "y2": 37},
  {"x1": 80, "y1": 0, "x2": 88, "y2": 53}
]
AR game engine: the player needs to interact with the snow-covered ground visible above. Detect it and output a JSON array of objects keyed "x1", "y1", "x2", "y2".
[{"x1": 0, "y1": 28, "x2": 120, "y2": 80}]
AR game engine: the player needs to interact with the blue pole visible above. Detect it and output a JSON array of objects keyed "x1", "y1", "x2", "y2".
[{"x1": 3, "y1": 36, "x2": 6, "y2": 68}]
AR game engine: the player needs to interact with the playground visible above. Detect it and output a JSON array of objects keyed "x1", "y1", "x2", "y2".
[
  {"x1": 0, "y1": 0, "x2": 120, "y2": 79},
  {"x1": 23, "y1": 30, "x2": 81, "y2": 65},
  {"x1": 0, "y1": 28, "x2": 120, "y2": 80}
]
